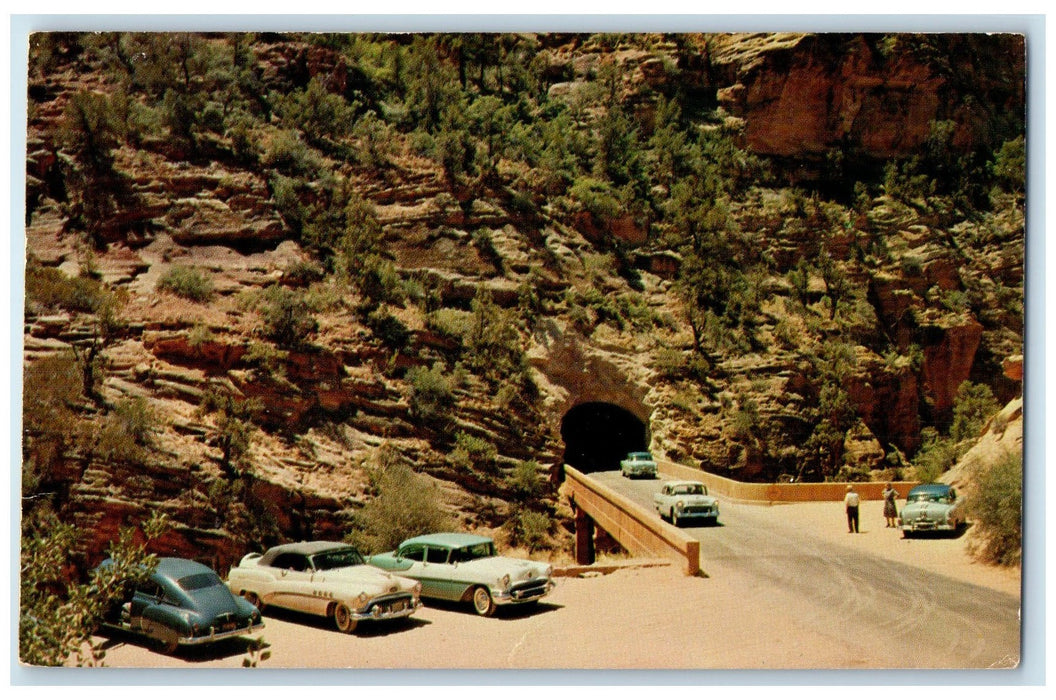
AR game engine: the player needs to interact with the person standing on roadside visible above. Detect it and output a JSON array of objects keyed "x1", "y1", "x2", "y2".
[
  {"x1": 845, "y1": 484, "x2": 860, "y2": 533},
  {"x1": 882, "y1": 482, "x2": 899, "y2": 528}
]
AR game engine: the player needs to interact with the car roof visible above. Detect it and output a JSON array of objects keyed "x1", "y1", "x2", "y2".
[
  {"x1": 264, "y1": 541, "x2": 356, "y2": 557},
  {"x1": 628, "y1": 451, "x2": 653, "y2": 457},
  {"x1": 663, "y1": 480, "x2": 705, "y2": 488},
  {"x1": 908, "y1": 483, "x2": 953, "y2": 495},
  {"x1": 152, "y1": 557, "x2": 218, "y2": 584},
  {"x1": 398, "y1": 532, "x2": 494, "y2": 549}
]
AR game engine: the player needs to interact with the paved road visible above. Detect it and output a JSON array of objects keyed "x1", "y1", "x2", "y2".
[{"x1": 594, "y1": 471, "x2": 1021, "y2": 669}]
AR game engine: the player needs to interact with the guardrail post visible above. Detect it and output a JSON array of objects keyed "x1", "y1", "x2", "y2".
[{"x1": 575, "y1": 506, "x2": 595, "y2": 565}]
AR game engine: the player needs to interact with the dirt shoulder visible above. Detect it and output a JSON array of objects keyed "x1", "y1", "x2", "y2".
[{"x1": 758, "y1": 498, "x2": 1020, "y2": 597}]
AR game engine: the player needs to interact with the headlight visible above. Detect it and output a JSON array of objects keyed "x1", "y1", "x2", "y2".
[
  {"x1": 412, "y1": 581, "x2": 423, "y2": 596},
  {"x1": 676, "y1": 500, "x2": 685, "y2": 510},
  {"x1": 499, "y1": 574, "x2": 511, "y2": 590},
  {"x1": 356, "y1": 592, "x2": 371, "y2": 609},
  {"x1": 544, "y1": 565, "x2": 553, "y2": 578}
]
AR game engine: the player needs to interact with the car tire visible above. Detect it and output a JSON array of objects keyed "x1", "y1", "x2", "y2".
[
  {"x1": 243, "y1": 591, "x2": 265, "y2": 612},
  {"x1": 151, "y1": 626, "x2": 179, "y2": 654},
  {"x1": 471, "y1": 586, "x2": 496, "y2": 617},
  {"x1": 671, "y1": 509, "x2": 679, "y2": 527},
  {"x1": 333, "y1": 603, "x2": 358, "y2": 634}
]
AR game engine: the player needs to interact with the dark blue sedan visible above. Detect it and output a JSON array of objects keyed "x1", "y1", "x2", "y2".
[{"x1": 99, "y1": 557, "x2": 264, "y2": 653}]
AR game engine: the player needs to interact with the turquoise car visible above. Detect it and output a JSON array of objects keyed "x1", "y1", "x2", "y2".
[
  {"x1": 620, "y1": 451, "x2": 658, "y2": 478},
  {"x1": 369, "y1": 533, "x2": 554, "y2": 616},
  {"x1": 97, "y1": 557, "x2": 263, "y2": 653}
]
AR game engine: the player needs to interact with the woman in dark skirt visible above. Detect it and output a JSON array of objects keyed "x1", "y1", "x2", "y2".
[{"x1": 882, "y1": 483, "x2": 899, "y2": 528}]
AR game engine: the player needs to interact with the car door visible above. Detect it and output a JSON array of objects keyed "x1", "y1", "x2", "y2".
[
  {"x1": 421, "y1": 545, "x2": 471, "y2": 601},
  {"x1": 268, "y1": 552, "x2": 315, "y2": 612}
]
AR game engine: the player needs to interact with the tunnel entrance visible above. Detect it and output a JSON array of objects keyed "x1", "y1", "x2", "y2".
[{"x1": 561, "y1": 402, "x2": 648, "y2": 473}]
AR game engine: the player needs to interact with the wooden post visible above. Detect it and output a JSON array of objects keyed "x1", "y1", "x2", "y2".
[{"x1": 575, "y1": 506, "x2": 595, "y2": 565}]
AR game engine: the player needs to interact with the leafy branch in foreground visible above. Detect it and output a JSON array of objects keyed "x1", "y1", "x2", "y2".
[{"x1": 19, "y1": 513, "x2": 168, "y2": 667}]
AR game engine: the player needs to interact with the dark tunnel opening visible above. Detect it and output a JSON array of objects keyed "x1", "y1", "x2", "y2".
[{"x1": 561, "y1": 402, "x2": 648, "y2": 474}]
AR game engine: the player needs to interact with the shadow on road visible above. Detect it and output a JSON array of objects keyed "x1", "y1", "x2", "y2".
[
  {"x1": 259, "y1": 606, "x2": 430, "y2": 636},
  {"x1": 94, "y1": 627, "x2": 262, "y2": 662},
  {"x1": 420, "y1": 598, "x2": 563, "y2": 619},
  {"x1": 902, "y1": 522, "x2": 973, "y2": 540}
]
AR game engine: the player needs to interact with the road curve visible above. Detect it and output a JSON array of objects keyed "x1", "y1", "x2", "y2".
[{"x1": 594, "y1": 470, "x2": 1021, "y2": 669}]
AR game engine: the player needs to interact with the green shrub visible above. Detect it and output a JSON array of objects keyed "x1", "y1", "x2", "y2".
[
  {"x1": 261, "y1": 129, "x2": 323, "y2": 177},
  {"x1": 968, "y1": 451, "x2": 1022, "y2": 566},
  {"x1": 426, "y1": 307, "x2": 473, "y2": 342},
  {"x1": 912, "y1": 428, "x2": 960, "y2": 483},
  {"x1": 448, "y1": 431, "x2": 498, "y2": 472},
  {"x1": 569, "y1": 176, "x2": 621, "y2": 221},
  {"x1": 350, "y1": 461, "x2": 455, "y2": 553},
  {"x1": 505, "y1": 509, "x2": 551, "y2": 553},
  {"x1": 25, "y1": 262, "x2": 107, "y2": 314},
  {"x1": 93, "y1": 397, "x2": 160, "y2": 464},
  {"x1": 506, "y1": 460, "x2": 543, "y2": 499},
  {"x1": 406, "y1": 362, "x2": 455, "y2": 426},
  {"x1": 950, "y1": 381, "x2": 1001, "y2": 442},
  {"x1": 156, "y1": 265, "x2": 214, "y2": 302},
  {"x1": 255, "y1": 285, "x2": 317, "y2": 347},
  {"x1": 366, "y1": 309, "x2": 411, "y2": 349}
]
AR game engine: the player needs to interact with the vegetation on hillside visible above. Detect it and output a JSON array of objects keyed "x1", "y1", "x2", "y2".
[{"x1": 22, "y1": 33, "x2": 1025, "y2": 663}]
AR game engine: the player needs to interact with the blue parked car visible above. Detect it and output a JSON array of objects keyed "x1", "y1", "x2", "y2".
[
  {"x1": 899, "y1": 483, "x2": 966, "y2": 537},
  {"x1": 98, "y1": 557, "x2": 264, "y2": 653}
]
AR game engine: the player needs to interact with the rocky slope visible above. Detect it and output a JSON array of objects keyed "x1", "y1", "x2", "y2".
[{"x1": 21, "y1": 32, "x2": 1025, "y2": 570}]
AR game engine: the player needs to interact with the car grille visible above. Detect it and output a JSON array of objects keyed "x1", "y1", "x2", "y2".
[
  {"x1": 368, "y1": 593, "x2": 414, "y2": 616},
  {"x1": 682, "y1": 505, "x2": 714, "y2": 515},
  {"x1": 510, "y1": 578, "x2": 550, "y2": 600}
]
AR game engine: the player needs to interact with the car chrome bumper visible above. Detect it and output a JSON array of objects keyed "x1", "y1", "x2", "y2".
[
  {"x1": 676, "y1": 506, "x2": 718, "y2": 516},
  {"x1": 353, "y1": 597, "x2": 421, "y2": 621},
  {"x1": 178, "y1": 620, "x2": 265, "y2": 646},
  {"x1": 495, "y1": 579, "x2": 555, "y2": 605},
  {"x1": 900, "y1": 520, "x2": 955, "y2": 531}
]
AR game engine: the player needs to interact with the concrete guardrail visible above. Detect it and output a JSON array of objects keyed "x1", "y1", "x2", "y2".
[
  {"x1": 656, "y1": 459, "x2": 920, "y2": 503},
  {"x1": 563, "y1": 465, "x2": 700, "y2": 576}
]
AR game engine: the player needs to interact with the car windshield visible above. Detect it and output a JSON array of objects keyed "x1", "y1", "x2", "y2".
[
  {"x1": 449, "y1": 542, "x2": 495, "y2": 563},
  {"x1": 674, "y1": 484, "x2": 704, "y2": 495},
  {"x1": 908, "y1": 492, "x2": 948, "y2": 503},
  {"x1": 313, "y1": 547, "x2": 366, "y2": 570},
  {"x1": 630, "y1": 453, "x2": 653, "y2": 461},
  {"x1": 177, "y1": 571, "x2": 224, "y2": 591}
]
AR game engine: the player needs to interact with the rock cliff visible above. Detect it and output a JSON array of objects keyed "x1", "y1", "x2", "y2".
[{"x1": 21, "y1": 31, "x2": 1024, "y2": 569}]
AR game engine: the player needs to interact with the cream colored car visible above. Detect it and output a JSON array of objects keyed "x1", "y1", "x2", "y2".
[
  {"x1": 654, "y1": 480, "x2": 720, "y2": 526},
  {"x1": 227, "y1": 541, "x2": 421, "y2": 633}
]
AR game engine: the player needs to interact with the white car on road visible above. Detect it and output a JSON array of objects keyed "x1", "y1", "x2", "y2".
[{"x1": 654, "y1": 480, "x2": 720, "y2": 526}]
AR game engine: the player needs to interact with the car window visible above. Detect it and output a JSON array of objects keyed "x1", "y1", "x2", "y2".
[
  {"x1": 137, "y1": 581, "x2": 163, "y2": 599},
  {"x1": 452, "y1": 542, "x2": 495, "y2": 562},
  {"x1": 312, "y1": 548, "x2": 365, "y2": 570},
  {"x1": 272, "y1": 553, "x2": 308, "y2": 571},
  {"x1": 426, "y1": 547, "x2": 450, "y2": 564},
  {"x1": 399, "y1": 546, "x2": 424, "y2": 562},
  {"x1": 177, "y1": 572, "x2": 224, "y2": 591}
]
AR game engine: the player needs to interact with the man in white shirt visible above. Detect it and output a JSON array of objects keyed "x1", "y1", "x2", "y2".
[{"x1": 844, "y1": 485, "x2": 861, "y2": 533}]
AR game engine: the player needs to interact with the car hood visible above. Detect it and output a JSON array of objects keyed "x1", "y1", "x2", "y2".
[
  {"x1": 451, "y1": 556, "x2": 551, "y2": 581},
  {"x1": 312, "y1": 564, "x2": 417, "y2": 594}
]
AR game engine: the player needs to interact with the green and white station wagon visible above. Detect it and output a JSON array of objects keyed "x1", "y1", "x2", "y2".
[{"x1": 369, "y1": 533, "x2": 554, "y2": 616}]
